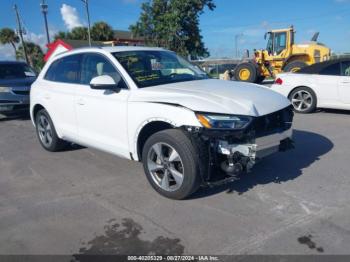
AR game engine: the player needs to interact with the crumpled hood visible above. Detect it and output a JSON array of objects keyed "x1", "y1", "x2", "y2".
[{"x1": 129, "y1": 79, "x2": 291, "y2": 116}]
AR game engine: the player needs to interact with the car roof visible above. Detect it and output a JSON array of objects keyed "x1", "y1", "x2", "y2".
[
  {"x1": 102, "y1": 46, "x2": 166, "y2": 53},
  {"x1": 64, "y1": 46, "x2": 166, "y2": 55},
  {"x1": 52, "y1": 46, "x2": 170, "y2": 61},
  {"x1": 298, "y1": 57, "x2": 350, "y2": 74}
]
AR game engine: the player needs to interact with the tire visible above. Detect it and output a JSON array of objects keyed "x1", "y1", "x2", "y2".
[
  {"x1": 289, "y1": 87, "x2": 317, "y2": 114},
  {"x1": 35, "y1": 109, "x2": 68, "y2": 152},
  {"x1": 142, "y1": 129, "x2": 200, "y2": 200},
  {"x1": 234, "y1": 63, "x2": 258, "y2": 83},
  {"x1": 284, "y1": 61, "x2": 307, "y2": 72}
]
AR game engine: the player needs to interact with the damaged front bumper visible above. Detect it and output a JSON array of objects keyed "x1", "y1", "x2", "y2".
[
  {"x1": 217, "y1": 128, "x2": 293, "y2": 174},
  {"x1": 185, "y1": 105, "x2": 294, "y2": 187},
  {"x1": 218, "y1": 128, "x2": 293, "y2": 162}
]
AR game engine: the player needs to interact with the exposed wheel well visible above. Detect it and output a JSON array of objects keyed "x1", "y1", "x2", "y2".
[
  {"x1": 33, "y1": 104, "x2": 45, "y2": 122},
  {"x1": 137, "y1": 121, "x2": 173, "y2": 160}
]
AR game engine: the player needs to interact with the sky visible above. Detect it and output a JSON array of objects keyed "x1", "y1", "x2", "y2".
[{"x1": 0, "y1": 0, "x2": 350, "y2": 60}]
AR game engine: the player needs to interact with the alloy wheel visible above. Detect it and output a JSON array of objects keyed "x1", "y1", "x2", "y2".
[
  {"x1": 37, "y1": 114, "x2": 53, "y2": 147},
  {"x1": 147, "y1": 142, "x2": 184, "y2": 192},
  {"x1": 291, "y1": 90, "x2": 313, "y2": 112}
]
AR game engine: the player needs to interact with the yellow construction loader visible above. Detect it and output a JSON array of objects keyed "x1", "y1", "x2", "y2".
[{"x1": 234, "y1": 26, "x2": 331, "y2": 83}]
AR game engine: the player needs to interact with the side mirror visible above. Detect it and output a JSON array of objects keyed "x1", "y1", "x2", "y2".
[{"x1": 90, "y1": 75, "x2": 121, "y2": 91}]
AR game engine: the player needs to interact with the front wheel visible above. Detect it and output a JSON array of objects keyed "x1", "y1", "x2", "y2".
[{"x1": 142, "y1": 129, "x2": 200, "y2": 200}]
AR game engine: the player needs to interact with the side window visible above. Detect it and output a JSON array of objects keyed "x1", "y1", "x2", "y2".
[
  {"x1": 266, "y1": 33, "x2": 273, "y2": 54},
  {"x1": 45, "y1": 54, "x2": 82, "y2": 83},
  {"x1": 274, "y1": 32, "x2": 287, "y2": 55},
  {"x1": 80, "y1": 53, "x2": 125, "y2": 87},
  {"x1": 341, "y1": 62, "x2": 350, "y2": 76},
  {"x1": 319, "y1": 63, "x2": 340, "y2": 76}
]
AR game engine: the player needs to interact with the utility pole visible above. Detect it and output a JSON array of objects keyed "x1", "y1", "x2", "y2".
[
  {"x1": 40, "y1": 0, "x2": 50, "y2": 45},
  {"x1": 14, "y1": 4, "x2": 29, "y2": 64},
  {"x1": 81, "y1": 0, "x2": 91, "y2": 46},
  {"x1": 234, "y1": 33, "x2": 243, "y2": 59}
]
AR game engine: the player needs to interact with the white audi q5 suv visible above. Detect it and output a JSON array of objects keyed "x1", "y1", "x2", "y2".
[{"x1": 31, "y1": 46, "x2": 294, "y2": 199}]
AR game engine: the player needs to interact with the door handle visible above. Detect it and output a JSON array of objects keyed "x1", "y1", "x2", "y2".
[{"x1": 341, "y1": 81, "x2": 350, "y2": 84}]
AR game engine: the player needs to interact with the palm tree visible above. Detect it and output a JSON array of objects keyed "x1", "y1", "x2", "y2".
[
  {"x1": 91, "y1": 22, "x2": 114, "y2": 41},
  {"x1": 0, "y1": 28, "x2": 19, "y2": 57},
  {"x1": 54, "y1": 31, "x2": 68, "y2": 41},
  {"x1": 70, "y1": 27, "x2": 88, "y2": 40},
  {"x1": 16, "y1": 41, "x2": 44, "y2": 71}
]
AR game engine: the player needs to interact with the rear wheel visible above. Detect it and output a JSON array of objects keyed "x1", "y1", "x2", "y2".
[
  {"x1": 234, "y1": 63, "x2": 257, "y2": 83},
  {"x1": 284, "y1": 61, "x2": 307, "y2": 72},
  {"x1": 142, "y1": 129, "x2": 200, "y2": 200},
  {"x1": 289, "y1": 87, "x2": 317, "y2": 113},
  {"x1": 35, "y1": 109, "x2": 68, "y2": 151}
]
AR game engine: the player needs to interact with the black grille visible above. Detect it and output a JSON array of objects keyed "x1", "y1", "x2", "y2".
[
  {"x1": 253, "y1": 106, "x2": 293, "y2": 137},
  {"x1": 12, "y1": 90, "x2": 30, "y2": 96}
]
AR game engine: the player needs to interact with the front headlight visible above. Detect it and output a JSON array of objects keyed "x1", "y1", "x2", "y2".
[
  {"x1": 196, "y1": 113, "x2": 252, "y2": 129},
  {"x1": 0, "y1": 87, "x2": 11, "y2": 93}
]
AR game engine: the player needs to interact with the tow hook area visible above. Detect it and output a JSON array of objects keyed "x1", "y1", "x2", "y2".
[{"x1": 218, "y1": 141, "x2": 256, "y2": 175}]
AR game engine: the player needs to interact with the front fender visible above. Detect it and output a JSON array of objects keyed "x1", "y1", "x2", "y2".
[{"x1": 128, "y1": 102, "x2": 201, "y2": 161}]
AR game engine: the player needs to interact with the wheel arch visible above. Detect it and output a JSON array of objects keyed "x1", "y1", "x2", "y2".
[
  {"x1": 283, "y1": 54, "x2": 311, "y2": 69},
  {"x1": 31, "y1": 104, "x2": 46, "y2": 125},
  {"x1": 135, "y1": 120, "x2": 175, "y2": 161},
  {"x1": 31, "y1": 104, "x2": 63, "y2": 138}
]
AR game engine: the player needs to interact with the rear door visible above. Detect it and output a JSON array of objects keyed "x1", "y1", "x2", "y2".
[
  {"x1": 42, "y1": 54, "x2": 82, "y2": 140},
  {"x1": 74, "y1": 52, "x2": 130, "y2": 157},
  {"x1": 339, "y1": 61, "x2": 350, "y2": 104}
]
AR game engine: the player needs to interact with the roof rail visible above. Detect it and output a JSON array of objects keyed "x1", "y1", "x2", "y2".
[{"x1": 49, "y1": 46, "x2": 102, "y2": 60}]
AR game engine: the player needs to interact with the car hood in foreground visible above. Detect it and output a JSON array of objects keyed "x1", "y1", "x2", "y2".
[{"x1": 129, "y1": 79, "x2": 291, "y2": 116}]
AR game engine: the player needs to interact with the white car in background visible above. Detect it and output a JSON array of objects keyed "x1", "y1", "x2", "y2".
[
  {"x1": 270, "y1": 58, "x2": 350, "y2": 113},
  {"x1": 30, "y1": 46, "x2": 294, "y2": 199}
]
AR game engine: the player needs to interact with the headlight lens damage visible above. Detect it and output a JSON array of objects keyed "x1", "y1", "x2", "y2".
[{"x1": 196, "y1": 113, "x2": 252, "y2": 129}]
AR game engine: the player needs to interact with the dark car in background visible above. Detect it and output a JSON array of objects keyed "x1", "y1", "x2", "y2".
[{"x1": 0, "y1": 61, "x2": 36, "y2": 117}]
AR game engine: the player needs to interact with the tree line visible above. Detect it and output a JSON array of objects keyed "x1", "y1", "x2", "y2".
[
  {"x1": 0, "y1": 21, "x2": 115, "y2": 71},
  {"x1": 0, "y1": 0, "x2": 215, "y2": 71}
]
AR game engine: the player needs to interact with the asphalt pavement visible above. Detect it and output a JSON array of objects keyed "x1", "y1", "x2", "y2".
[{"x1": 1, "y1": 110, "x2": 350, "y2": 256}]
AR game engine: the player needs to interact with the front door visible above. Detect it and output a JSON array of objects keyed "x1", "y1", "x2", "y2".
[
  {"x1": 339, "y1": 61, "x2": 350, "y2": 104},
  {"x1": 75, "y1": 53, "x2": 130, "y2": 158}
]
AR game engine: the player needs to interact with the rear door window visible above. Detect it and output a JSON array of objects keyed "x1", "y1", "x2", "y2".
[{"x1": 45, "y1": 54, "x2": 82, "y2": 83}]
